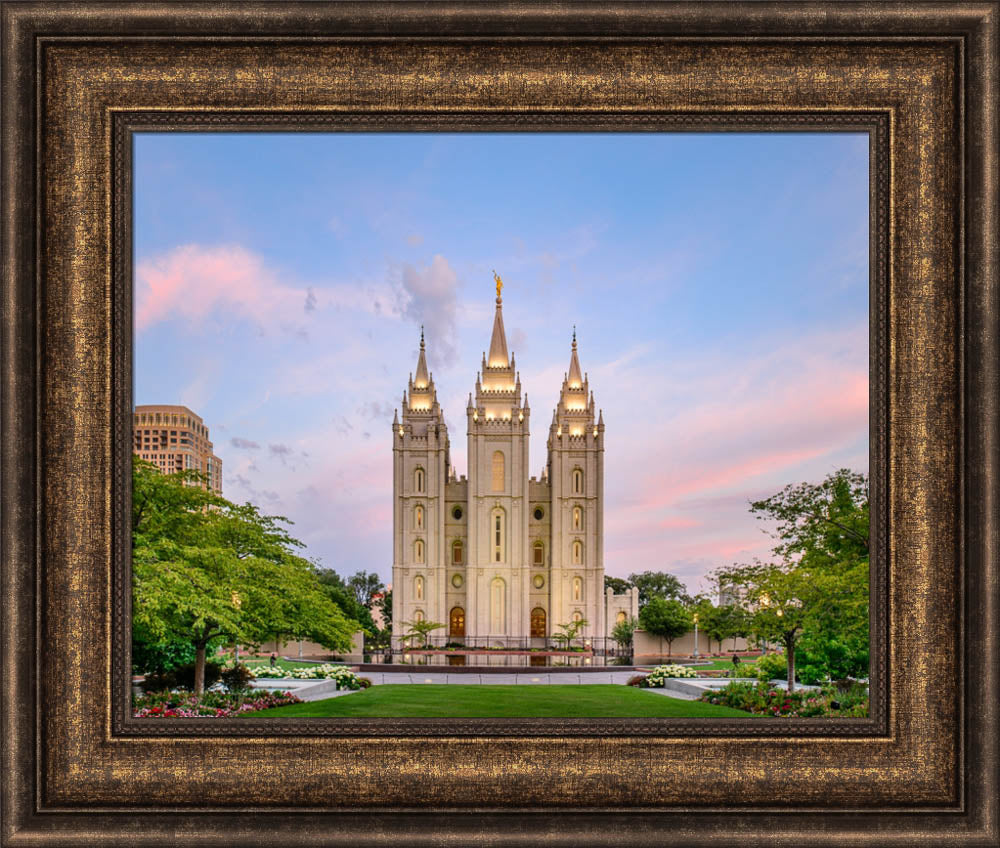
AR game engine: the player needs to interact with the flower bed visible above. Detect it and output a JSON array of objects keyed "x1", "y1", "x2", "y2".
[
  {"x1": 250, "y1": 663, "x2": 362, "y2": 689},
  {"x1": 699, "y1": 681, "x2": 868, "y2": 717},
  {"x1": 133, "y1": 689, "x2": 302, "y2": 718},
  {"x1": 634, "y1": 664, "x2": 699, "y2": 687}
]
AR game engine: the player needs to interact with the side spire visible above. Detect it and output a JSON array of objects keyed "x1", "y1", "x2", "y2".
[
  {"x1": 414, "y1": 326, "x2": 429, "y2": 388},
  {"x1": 487, "y1": 271, "x2": 509, "y2": 367}
]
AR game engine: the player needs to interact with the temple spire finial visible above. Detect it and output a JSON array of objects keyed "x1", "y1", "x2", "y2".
[{"x1": 487, "y1": 273, "x2": 509, "y2": 367}]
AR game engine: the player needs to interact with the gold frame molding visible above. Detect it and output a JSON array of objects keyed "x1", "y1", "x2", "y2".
[{"x1": 2, "y1": 2, "x2": 997, "y2": 845}]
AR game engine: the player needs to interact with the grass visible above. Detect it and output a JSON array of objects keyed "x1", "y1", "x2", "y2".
[
  {"x1": 687, "y1": 659, "x2": 759, "y2": 671},
  {"x1": 241, "y1": 685, "x2": 754, "y2": 718}
]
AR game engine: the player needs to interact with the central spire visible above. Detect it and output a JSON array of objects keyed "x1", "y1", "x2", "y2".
[
  {"x1": 487, "y1": 271, "x2": 509, "y2": 367},
  {"x1": 414, "y1": 326, "x2": 429, "y2": 388},
  {"x1": 567, "y1": 327, "x2": 583, "y2": 388}
]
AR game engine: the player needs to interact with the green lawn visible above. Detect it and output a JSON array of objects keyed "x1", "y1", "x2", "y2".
[
  {"x1": 688, "y1": 659, "x2": 758, "y2": 671},
  {"x1": 242, "y1": 684, "x2": 754, "y2": 718}
]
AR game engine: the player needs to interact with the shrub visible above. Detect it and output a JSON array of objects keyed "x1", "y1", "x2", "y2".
[
  {"x1": 140, "y1": 660, "x2": 223, "y2": 693},
  {"x1": 700, "y1": 681, "x2": 868, "y2": 717},
  {"x1": 752, "y1": 653, "x2": 788, "y2": 683},
  {"x1": 626, "y1": 675, "x2": 647, "y2": 687},
  {"x1": 133, "y1": 688, "x2": 302, "y2": 717},
  {"x1": 221, "y1": 663, "x2": 255, "y2": 692},
  {"x1": 250, "y1": 663, "x2": 362, "y2": 689},
  {"x1": 357, "y1": 677, "x2": 373, "y2": 689},
  {"x1": 642, "y1": 664, "x2": 699, "y2": 687}
]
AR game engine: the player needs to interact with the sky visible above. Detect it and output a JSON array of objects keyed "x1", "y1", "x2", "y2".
[{"x1": 134, "y1": 132, "x2": 869, "y2": 596}]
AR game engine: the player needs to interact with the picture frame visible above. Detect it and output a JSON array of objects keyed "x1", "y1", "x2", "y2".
[{"x1": 1, "y1": 2, "x2": 996, "y2": 845}]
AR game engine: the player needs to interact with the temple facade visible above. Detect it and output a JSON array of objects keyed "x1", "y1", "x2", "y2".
[{"x1": 391, "y1": 276, "x2": 637, "y2": 647}]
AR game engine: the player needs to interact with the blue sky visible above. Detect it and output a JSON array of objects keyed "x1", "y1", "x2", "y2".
[{"x1": 134, "y1": 132, "x2": 869, "y2": 593}]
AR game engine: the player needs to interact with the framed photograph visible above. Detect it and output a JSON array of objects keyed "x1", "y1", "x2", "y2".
[{"x1": 2, "y1": 2, "x2": 996, "y2": 846}]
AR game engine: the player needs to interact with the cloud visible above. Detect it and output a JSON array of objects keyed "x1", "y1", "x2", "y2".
[
  {"x1": 406, "y1": 234, "x2": 424, "y2": 246},
  {"x1": 304, "y1": 288, "x2": 317, "y2": 314},
  {"x1": 358, "y1": 400, "x2": 395, "y2": 422},
  {"x1": 595, "y1": 324, "x2": 869, "y2": 580},
  {"x1": 230, "y1": 437, "x2": 260, "y2": 450},
  {"x1": 399, "y1": 255, "x2": 460, "y2": 368},
  {"x1": 135, "y1": 244, "x2": 312, "y2": 337},
  {"x1": 269, "y1": 443, "x2": 294, "y2": 463}
]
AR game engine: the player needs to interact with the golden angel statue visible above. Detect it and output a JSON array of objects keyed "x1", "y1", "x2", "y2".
[{"x1": 493, "y1": 270, "x2": 503, "y2": 299}]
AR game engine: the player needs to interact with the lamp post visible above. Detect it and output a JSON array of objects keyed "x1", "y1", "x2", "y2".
[{"x1": 693, "y1": 612, "x2": 699, "y2": 660}]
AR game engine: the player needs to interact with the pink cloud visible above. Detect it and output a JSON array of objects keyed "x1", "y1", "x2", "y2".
[
  {"x1": 135, "y1": 243, "x2": 308, "y2": 332},
  {"x1": 598, "y1": 325, "x2": 868, "y2": 579}
]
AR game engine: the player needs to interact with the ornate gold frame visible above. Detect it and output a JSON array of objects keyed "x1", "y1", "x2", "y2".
[{"x1": 2, "y1": 2, "x2": 997, "y2": 845}]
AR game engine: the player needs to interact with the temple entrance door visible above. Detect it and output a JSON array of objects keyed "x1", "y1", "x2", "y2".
[
  {"x1": 530, "y1": 607, "x2": 546, "y2": 638},
  {"x1": 449, "y1": 606, "x2": 465, "y2": 638}
]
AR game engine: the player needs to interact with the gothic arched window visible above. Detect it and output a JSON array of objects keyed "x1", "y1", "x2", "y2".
[
  {"x1": 415, "y1": 504, "x2": 424, "y2": 530},
  {"x1": 572, "y1": 506, "x2": 582, "y2": 531},
  {"x1": 533, "y1": 541, "x2": 545, "y2": 566},
  {"x1": 492, "y1": 451, "x2": 505, "y2": 492},
  {"x1": 572, "y1": 576, "x2": 582, "y2": 601},
  {"x1": 572, "y1": 540, "x2": 583, "y2": 565},
  {"x1": 452, "y1": 539, "x2": 463, "y2": 564},
  {"x1": 572, "y1": 468, "x2": 584, "y2": 494},
  {"x1": 414, "y1": 575, "x2": 424, "y2": 601},
  {"x1": 414, "y1": 467, "x2": 425, "y2": 493},
  {"x1": 415, "y1": 539, "x2": 425, "y2": 564}
]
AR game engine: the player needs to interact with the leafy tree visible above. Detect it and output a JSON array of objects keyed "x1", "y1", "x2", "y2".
[
  {"x1": 314, "y1": 568, "x2": 376, "y2": 634},
  {"x1": 750, "y1": 468, "x2": 869, "y2": 560},
  {"x1": 347, "y1": 570, "x2": 385, "y2": 608},
  {"x1": 638, "y1": 597, "x2": 693, "y2": 659},
  {"x1": 713, "y1": 562, "x2": 809, "y2": 690},
  {"x1": 401, "y1": 619, "x2": 444, "y2": 647},
  {"x1": 610, "y1": 616, "x2": 637, "y2": 651},
  {"x1": 604, "y1": 576, "x2": 632, "y2": 594},
  {"x1": 750, "y1": 468, "x2": 870, "y2": 682},
  {"x1": 694, "y1": 603, "x2": 729, "y2": 654},
  {"x1": 627, "y1": 570, "x2": 690, "y2": 607},
  {"x1": 131, "y1": 458, "x2": 356, "y2": 694},
  {"x1": 376, "y1": 589, "x2": 392, "y2": 628},
  {"x1": 552, "y1": 618, "x2": 589, "y2": 650}
]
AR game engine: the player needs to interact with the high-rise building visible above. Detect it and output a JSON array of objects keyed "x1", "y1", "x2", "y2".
[
  {"x1": 133, "y1": 404, "x2": 223, "y2": 494},
  {"x1": 391, "y1": 276, "x2": 636, "y2": 646}
]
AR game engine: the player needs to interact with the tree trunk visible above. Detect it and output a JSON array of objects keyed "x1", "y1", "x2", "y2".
[
  {"x1": 785, "y1": 634, "x2": 796, "y2": 693},
  {"x1": 194, "y1": 643, "x2": 207, "y2": 696}
]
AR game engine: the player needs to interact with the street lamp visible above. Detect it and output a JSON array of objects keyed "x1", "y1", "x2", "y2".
[{"x1": 693, "y1": 612, "x2": 699, "y2": 660}]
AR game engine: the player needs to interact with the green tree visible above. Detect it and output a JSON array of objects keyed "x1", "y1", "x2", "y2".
[
  {"x1": 131, "y1": 458, "x2": 356, "y2": 694},
  {"x1": 377, "y1": 589, "x2": 392, "y2": 625},
  {"x1": 552, "y1": 618, "x2": 589, "y2": 650},
  {"x1": 695, "y1": 603, "x2": 729, "y2": 654},
  {"x1": 610, "y1": 616, "x2": 637, "y2": 651},
  {"x1": 604, "y1": 576, "x2": 632, "y2": 594},
  {"x1": 750, "y1": 468, "x2": 869, "y2": 682},
  {"x1": 315, "y1": 568, "x2": 376, "y2": 634},
  {"x1": 347, "y1": 570, "x2": 384, "y2": 608},
  {"x1": 638, "y1": 597, "x2": 693, "y2": 659},
  {"x1": 713, "y1": 562, "x2": 809, "y2": 690},
  {"x1": 401, "y1": 619, "x2": 444, "y2": 647},
  {"x1": 627, "y1": 570, "x2": 690, "y2": 607}
]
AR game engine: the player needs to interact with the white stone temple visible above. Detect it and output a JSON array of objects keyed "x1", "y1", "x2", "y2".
[{"x1": 391, "y1": 274, "x2": 637, "y2": 648}]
